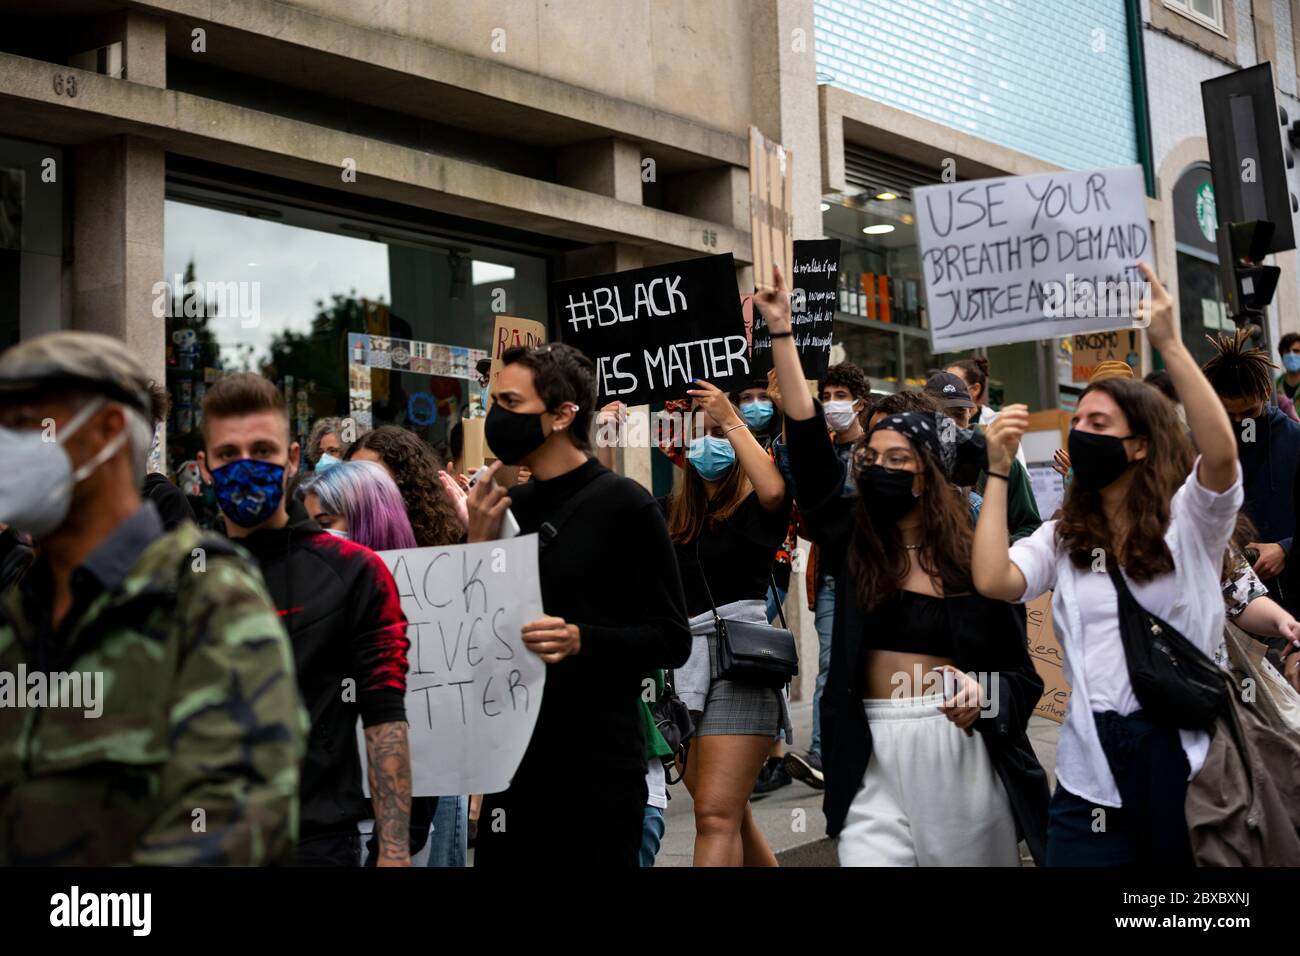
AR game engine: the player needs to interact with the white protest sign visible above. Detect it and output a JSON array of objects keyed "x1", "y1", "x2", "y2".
[
  {"x1": 914, "y1": 165, "x2": 1150, "y2": 352},
  {"x1": 360, "y1": 534, "x2": 546, "y2": 797}
]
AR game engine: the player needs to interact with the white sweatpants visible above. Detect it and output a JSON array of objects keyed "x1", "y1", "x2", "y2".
[{"x1": 837, "y1": 695, "x2": 1021, "y2": 867}]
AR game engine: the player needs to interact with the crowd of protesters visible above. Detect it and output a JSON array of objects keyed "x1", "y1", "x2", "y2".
[{"x1": 1, "y1": 253, "x2": 1298, "y2": 869}]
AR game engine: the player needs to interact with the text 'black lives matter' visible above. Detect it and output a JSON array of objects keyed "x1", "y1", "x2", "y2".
[{"x1": 555, "y1": 252, "x2": 750, "y2": 406}]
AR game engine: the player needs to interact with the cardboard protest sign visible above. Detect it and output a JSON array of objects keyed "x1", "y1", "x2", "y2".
[
  {"x1": 749, "y1": 127, "x2": 794, "y2": 293},
  {"x1": 914, "y1": 165, "x2": 1150, "y2": 352},
  {"x1": 1026, "y1": 592, "x2": 1070, "y2": 724},
  {"x1": 1069, "y1": 328, "x2": 1143, "y2": 384},
  {"x1": 488, "y1": 315, "x2": 546, "y2": 390},
  {"x1": 750, "y1": 238, "x2": 840, "y2": 381},
  {"x1": 361, "y1": 535, "x2": 546, "y2": 796},
  {"x1": 555, "y1": 253, "x2": 750, "y2": 407}
]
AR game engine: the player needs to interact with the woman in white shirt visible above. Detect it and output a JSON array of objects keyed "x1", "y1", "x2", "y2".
[{"x1": 971, "y1": 263, "x2": 1240, "y2": 866}]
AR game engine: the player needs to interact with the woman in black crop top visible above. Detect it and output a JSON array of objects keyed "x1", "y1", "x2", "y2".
[
  {"x1": 760, "y1": 266, "x2": 1048, "y2": 867},
  {"x1": 661, "y1": 380, "x2": 791, "y2": 867}
]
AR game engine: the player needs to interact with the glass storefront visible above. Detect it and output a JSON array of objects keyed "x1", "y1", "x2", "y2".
[
  {"x1": 162, "y1": 182, "x2": 548, "y2": 479},
  {"x1": 0, "y1": 136, "x2": 63, "y2": 350},
  {"x1": 1171, "y1": 163, "x2": 1237, "y2": 368}
]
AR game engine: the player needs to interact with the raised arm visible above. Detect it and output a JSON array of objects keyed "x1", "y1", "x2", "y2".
[
  {"x1": 687, "y1": 379, "x2": 785, "y2": 510},
  {"x1": 1138, "y1": 261, "x2": 1236, "y2": 491},
  {"x1": 755, "y1": 265, "x2": 815, "y2": 423},
  {"x1": 972, "y1": 406, "x2": 1031, "y2": 602}
]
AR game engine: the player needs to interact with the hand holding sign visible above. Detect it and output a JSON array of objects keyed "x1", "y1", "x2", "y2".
[
  {"x1": 687, "y1": 378, "x2": 741, "y2": 429},
  {"x1": 520, "y1": 615, "x2": 581, "y2": 664},
  {"x1": 1135, "y1": 261, "x2": 1175, "y2": 350},
  {"x1": 754, "y1": 264, "x2": 793, "y2": 334}
]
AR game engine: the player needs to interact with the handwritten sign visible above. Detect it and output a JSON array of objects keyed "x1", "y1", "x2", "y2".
[
  {"x1": 1026, "y1": 592, "x2": 1070, "y2": 724},
  {"x1": 1070, "y1": 328, "x2": 1142, "y2": 384},
  {"x1": 750, "y1": 238, "x2": 840, "y2": 381},
  {"x1": 555, "y1": 253, "x2": 749, "y2": 406},
  {"x1": 749, "y1": 127, "x2": 794, "y2": 293},
  {"x1": 488, "y1": 315, "x2": 547, "y2": 390},
  {"x1": 914, "y1": 165, "x2": 1150, "y2": 352},
  {"x1": 362, "y1": 536, "x2": 546, "y2": 797}
]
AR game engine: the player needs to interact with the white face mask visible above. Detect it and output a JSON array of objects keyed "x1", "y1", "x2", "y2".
[
  {"x1": 0, "y1": 397, "x2": 127, "y2": 540},
  {"x1": 823, "y1": 399, "x2": 859, "y2": 433},
  {"x1": 323, "y1": 527, "x2": 350, "y2": 541}
]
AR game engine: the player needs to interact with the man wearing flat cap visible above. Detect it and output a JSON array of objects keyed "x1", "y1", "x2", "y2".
[
  {"x1": 0, "y1": 331, "x2": 306, "y2": 865},
  {"x1": 925, "y1": 371, "x2": 1042, "y2": 541}
]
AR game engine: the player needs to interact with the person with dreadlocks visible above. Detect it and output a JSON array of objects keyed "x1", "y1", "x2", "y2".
[{"x1": 1201, "y1": 329, "x2": 1300, "y2": 614}]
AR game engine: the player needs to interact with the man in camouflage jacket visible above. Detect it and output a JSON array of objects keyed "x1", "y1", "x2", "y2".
[{"x1": 0, "y1": 331, "x2": 306, "y2": 865}]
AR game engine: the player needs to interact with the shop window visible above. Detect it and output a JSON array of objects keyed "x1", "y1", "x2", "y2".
[
  {"x1": 0, "y1": 137, "x2": 63, "y2": 350},
  {"x1": 162, "y1": 192, "x2": 548, "y2": 490},
  {"x1": 1172, "y1": 163, "x2": 1235, "y2": 367}
]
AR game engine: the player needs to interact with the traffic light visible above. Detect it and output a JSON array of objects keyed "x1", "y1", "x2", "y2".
[
  {"x1": 1217, "y1": 219, "x2": 1281, "y2": 325},
  {"x1": 1202, "y1": 63, "x2": 1296, "y2": 255}
]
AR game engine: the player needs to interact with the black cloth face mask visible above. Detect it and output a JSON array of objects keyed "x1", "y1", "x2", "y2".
[
  {"x1": 857, "y1": 465, "x2": 920, "y2": 525},
  {"x1": 1067, "y1": 428, "x2": 1134, "y2": 491},
  {"x1": 485, "y1": 402, "x2": 548, "y2": 465}
]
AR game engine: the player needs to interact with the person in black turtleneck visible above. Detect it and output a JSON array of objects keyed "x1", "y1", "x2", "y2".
[
  {"x1": 197, "y1": 372, "x2": 414, "y2": 867},
  {"x1": 467, "y1": 343, "x2": 691, "y2": 867}
]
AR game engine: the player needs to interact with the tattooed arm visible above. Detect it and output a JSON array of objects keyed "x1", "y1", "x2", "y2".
[{"x1": 365, "y1": 720, "x2": 412, "y2": 866}]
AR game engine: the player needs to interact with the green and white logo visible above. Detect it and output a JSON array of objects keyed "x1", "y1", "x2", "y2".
[{"x1": 1195, "y1": 181, "x2": 1217, "y2": 242}]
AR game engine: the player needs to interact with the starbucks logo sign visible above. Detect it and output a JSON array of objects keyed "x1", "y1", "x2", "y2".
[{"x1": 1195, "y1": 182, "x2": 1217, "y2": 243}]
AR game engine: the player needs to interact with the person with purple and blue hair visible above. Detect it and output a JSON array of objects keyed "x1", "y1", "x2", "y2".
[{"x1": 298, "y1": 460, "x2": 418, "y2": 552}]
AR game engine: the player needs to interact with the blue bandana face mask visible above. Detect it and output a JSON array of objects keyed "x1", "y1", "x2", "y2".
[
  {"x1": 210, "y1": 458, "x2": 287, "y2": 528},
  {"x1": 1284, "y1": 353, "x2": 1300, "y2": 374},
  {"x1": 687, "y1": 435, "x2": 736, "y2": 480},
  {"x1": 740, "y1": 399, "x2": 775, "y2": 430}
]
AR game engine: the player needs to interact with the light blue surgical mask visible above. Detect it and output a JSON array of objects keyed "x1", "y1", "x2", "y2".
[
  {"x1": 740, "y1": 399, "x2": 775, "y2": 430},
  {"x1": 315, "y1": 452, "x2": 341, "y2": 473},
  {"x1": 687, "y1": 435, "x2": 736, "y2": 480},
  {"x1": 1284, "y1": 353, "x2": 1300, "y2": 374}
]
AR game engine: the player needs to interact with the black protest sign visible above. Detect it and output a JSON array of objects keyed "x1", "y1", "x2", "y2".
[
  {"x1": 750, "y1": 238, "x2": 841, "y2": 381},
  {"x1": 555, "y1": 253, "x2": 750, "y2": 406}
]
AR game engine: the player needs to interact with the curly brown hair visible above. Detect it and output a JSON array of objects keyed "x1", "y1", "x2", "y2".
[
  {"x1": 848, "y1": 433, "x2": 974, "y2": 610},
  {"x1": 1057, "y1": 377, "x2": 1193, "y2": 582},
  {"x1": 345, "y1": 426, "x2": 462, "y2": 547}
]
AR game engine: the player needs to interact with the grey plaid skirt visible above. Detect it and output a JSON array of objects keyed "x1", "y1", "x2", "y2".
[{"x1": 691, "y1": 632, "x2": 793, "y2": 741}]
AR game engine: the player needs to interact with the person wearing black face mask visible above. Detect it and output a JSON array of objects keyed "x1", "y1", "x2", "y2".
[
  {"x1": 467, "y1": 343, "x2": 690, "y2": 867},
  {"x1": 974, "y1": 263, "x2": 1241, "y2": 867},
  {"x1": 763, "y1": 266, "x2": 1048, "y2": 866}
]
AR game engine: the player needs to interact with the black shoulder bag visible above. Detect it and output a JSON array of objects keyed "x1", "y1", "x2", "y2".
[
  {"x1": 1106, "y1": 565, "x2": 1228, "y2": 730},
  {"x1": 696, "y1": 540, "x2": 799, "y2": 688}
]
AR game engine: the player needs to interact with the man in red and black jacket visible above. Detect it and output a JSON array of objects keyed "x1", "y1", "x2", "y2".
[{"x1": 198, "y1": 373, "x2": 413, "y2": 866}]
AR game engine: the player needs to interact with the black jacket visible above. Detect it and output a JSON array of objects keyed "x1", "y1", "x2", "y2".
[
  {"x1": 0, "y1": 528, "x2": 34, "y2": 599},
  {"x1": 235, "y1": 499, "x2": 409, "y2": 839},
  {"x1": 786, "y1": 405, "x2": 1049, "y2": 862},
  {"x1": 141, "y1": 473, "x2": 196, "y2": 532}
]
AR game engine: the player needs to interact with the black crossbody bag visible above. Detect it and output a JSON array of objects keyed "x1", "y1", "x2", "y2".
[
  {"x1": 696, "y1": 540, "x2": 799, "y2": 689},
  {"x1": 1106, "y1": 565, "x2": 1228, "y2": 730}
]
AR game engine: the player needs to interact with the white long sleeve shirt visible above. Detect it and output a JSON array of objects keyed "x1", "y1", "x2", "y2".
[{"x1": 1008, "y1": 458, "x2": 1242, "y2": 806}]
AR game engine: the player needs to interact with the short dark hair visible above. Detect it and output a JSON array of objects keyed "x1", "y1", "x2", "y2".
[
  {"x1": 948, "y1": 356, "x2": 989, "y2": 395},
  {"x1": 869, "y1": 389, "x2": 938, "y2": 420},
  {"x1": 1201, "y1": 329, "x2": 1276, "y2": 402},
  {"x1": 200, "y1": 373, "x2": 287, "y2": 441},
  {"x1": 1143, "y1": 369, "x2": 1178, "y2": 404},
  {"x1": 820, "y1": 362, "x2": 870, "y2": 401},
  {"x1": 1279, "y1": 332, "x2": 1300, "y2": 358},
  {"x1": 500, "y1": 343, "x2": 596, "y2": 450},
  {"x1": 147, "y1": 380, "x2": 170, "y2": 427}
]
